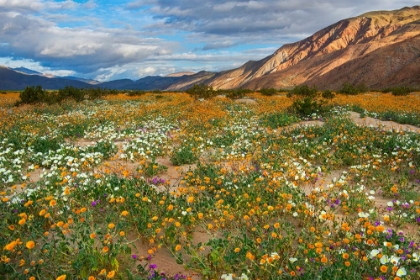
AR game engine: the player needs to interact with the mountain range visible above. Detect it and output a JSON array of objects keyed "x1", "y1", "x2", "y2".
[{"x1": 1, "y1": 5, "x2": 419, "y2": 91}]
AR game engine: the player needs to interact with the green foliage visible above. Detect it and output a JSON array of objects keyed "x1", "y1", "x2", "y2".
[
  {"x1": 261, "y1": 112, "x2": 300, "y2": 128},
  {"x1": 382, "y1": 86, "x2": 414, "y2": 96},
  {"x1": 339, "y1": 82, "x2": 368, "y2": 95},
  {"x1": 186, "y1": 84, "x2": 216, "y2": 99},
  {"x1": 218, "y1": 88, "x2": 252, "y2": 100},
  {"x1": 291, "y1": 97, "x2": 326, "y2": 117},
  {"x1": 258, "y1": 88, "x2": 278, "y2": 96},
  {"x1": 17, "y1": 86, "x2": 119, "y2": 106},
  {"x1": 170, "y1": 145, "x2": 198, "y2": 166},
  {"x1": 58, "y1": 86, "x2": 85, "y2": 102},
  {"x1": 287, "y1": 85, "x2": 318, "y2": 98},
  {"x1": 18, "y1": 85, "x2": 48, "y2": 104},
  {"x1": 125, "y1": 90, "x2": 146, "y2": 96},
  {"x1": 322, "y1": 89, "x2": 335, "y2": 100},
  {"x1": 286, "y1": 85, "x2": 331, "y2": 117}
]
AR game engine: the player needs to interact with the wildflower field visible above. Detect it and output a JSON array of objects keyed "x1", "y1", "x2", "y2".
[{"x1": 0, "y1": 91, "x2": 419, "y2": 280}]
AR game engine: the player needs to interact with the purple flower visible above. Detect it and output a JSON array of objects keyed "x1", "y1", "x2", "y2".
[
  {"x1": 91, "y1": 201, "x2": 97, "y2": 207},
  {"x1": 131, "y1": 254, "x2": 137, "y2": 260},
  {"x1": 149, "y1": 263, "x2": 157, "y2": 270}
]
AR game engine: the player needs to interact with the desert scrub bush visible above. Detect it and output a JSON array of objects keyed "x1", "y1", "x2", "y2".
[
  {"x1": 220, "y1": 89, "x2": 252, "y2": 100},
  {"x1": 18, "y1": 85, "x2": 48, "y2": 105},
  {"x1": 258, "y1": 88, "x2": 278, "y2": 96},
  {"x1": 286, "y1": 85, "x2": 331, "y2": 117},
  {"x1": 58, "y1": 86, "x2": 85, "y2": 102},
  {"x1": 186, "y1": 84, "x2": 216, "y2": 100},
  {"x1": 322, "y1": 89, "x2": 335, "y2": 100},
  {"x1": 338, "y1": 82, "x2": 368, "y2": 95},
  {"x1": 386, "y1": 86, "x2": 414, "y2": 96}
]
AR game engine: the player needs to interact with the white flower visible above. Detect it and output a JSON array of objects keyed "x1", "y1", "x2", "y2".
[
  {"x1": 369, "y1": 249, "x2": 380, "y2": 258},
  {"x1": 380, "y1": 255, "x2": 389, "y2": 264},
  {"x1": 239, "y1": 274, "x2": 249, "y2": 280},
  {"x1": 293, "y1": 212, "x2": 298, "y2": 217},
  {"x1": 220, "y1": 274, "x2": 233, "y2": 280},
  {"x1": 412, "y1": 252, "x2": 419, "y2": 262},
  {"x1": 358, "y1": 212, "x2": 369, "y2": 218},
  {"x1": 289, "y1": 257, "x2": 297, "y2": 263},
  {"x1": 390, "y1": 255, "x2": 400, "y2": 265},
  {"x1": 396, "y1": 267, "x2": 407, "y2": 277}
]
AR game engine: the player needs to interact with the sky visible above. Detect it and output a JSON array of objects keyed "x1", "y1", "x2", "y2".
[{"x1": 0, "y1": 0, "x2": 419, "y2": 81}]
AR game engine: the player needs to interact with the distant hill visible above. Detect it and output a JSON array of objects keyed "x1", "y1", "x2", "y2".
[
  {"x1": 13, "y1": 67, "x2": 42, "y2": 75},
  {"x1": 0, "y1": 67, "x2": 92, "y2": 90}
]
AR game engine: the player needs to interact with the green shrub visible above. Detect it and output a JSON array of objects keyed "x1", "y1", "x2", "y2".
[
  {"x1": 258, "y1": 88, "x2": 277, "y2": 96},
  {"x1": 58, "y1": 86, "x2": 84, "y2": 102},
  {"x1": 389, "y1": 86, "x2": 413, "y2": 96},
  {"x1": 221, "y1": 89, "x2": 252, "y2": 100},
  {"x1": 339, "y1": 83, "x2": 368, "y2": 95},
  {"x1": 19, "y1": 85, "x2": 48, "y2": 104},
  {"x1": 186, "y1": 84, "x2": 216, "y2": 99},
  {"x1": 291, "y1": 97, "x2": 325, "y2": 117},
  {"x1": 261, "y1": 112, "x2": 300, "y2": 128},
  {"x1": 287, "y1": 85, "x2": 318, "y2": 98},
  {"x1": 322, "y1": 89, "x2": 335, "y2": 100}
]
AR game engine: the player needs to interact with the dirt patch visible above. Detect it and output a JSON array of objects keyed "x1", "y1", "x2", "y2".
[
  {"x1": 127, "y1": 233, "x2": 201, "y2": 279},
  {"x1": 349, "y1": 111, "x2": 420, "y2": 132},
  {"x1": 234, "y1": 98, "x2": 257, "y2": 105}
]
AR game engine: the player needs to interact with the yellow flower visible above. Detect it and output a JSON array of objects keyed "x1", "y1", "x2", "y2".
[
  {"x1": 108, "y1": 223, "x2": 115, "y2": 229},
  {"x1": 119, "y1": 231, "x2": 125, "y2": 237},
  {"x1": 175, "y1": 244, "x2": 182, "y2": 251},
  {"x1": 26, "y1": 240, "x2": 35, "y2": 249},
  {"x1": 234, "y1": 247, "x2": 241, "y2": 253}
]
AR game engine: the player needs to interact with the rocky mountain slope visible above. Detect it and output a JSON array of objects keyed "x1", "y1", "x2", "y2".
[{"x1": 196, "y1": 5, "x2": 420, "y2": 90}]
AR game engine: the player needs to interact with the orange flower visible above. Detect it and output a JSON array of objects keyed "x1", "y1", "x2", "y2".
[
  {"x1": 380, "y1": 265, "x2": 388, "y2": 273},
  {"x1": 108, "y1": 223, "x2": 115, "y2": 229},
  {"x1": 321, "y1": 256, "x2": 328, "y2": 263},
  {"x1": 106, "y1": 270, "x2": 115, "y2": 279},
  {"x1": 56, "y1": 275, "x2": 66, "y2": 280},
  {"x1": 49, "y1": 200, "x2": 57, "y2": 207},
  {"x1": 121, "y1": 210, "x2": 129, "y2": 216},
  {"x1": 234, "y1": 247, "x2": 241, "y2": 253},
  {"x1": 102, "y1": 246, "x2": 109, "y2": 253},
  {"x1": 26, "y1": 240, "x2": 35, "y2": 249},
  {"x1": 175, "y1": 244, "x2": 182, "y2": 251}
]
